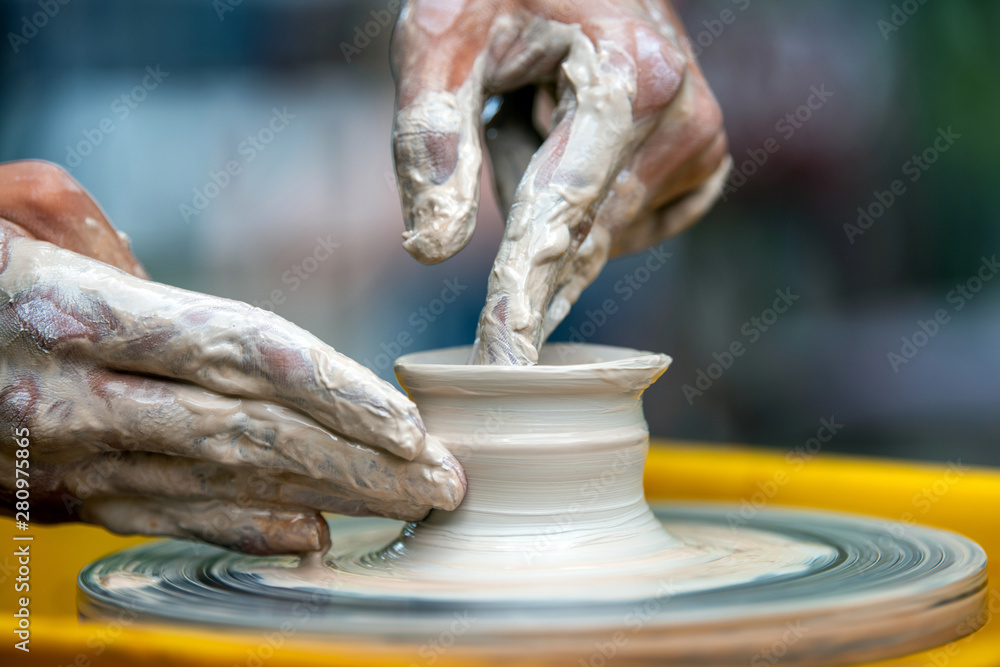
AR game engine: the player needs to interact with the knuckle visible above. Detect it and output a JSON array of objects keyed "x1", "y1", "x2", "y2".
[
  {"x1": 702, "y1": 129, "x2": 729, "y2": 172},
  {"x1": 223, "y1": 410, "x2": 251, "y2": 445},
  {"x1": 685, "y1": 71, "x2": 725, "y2": 135},
  {"x1": 235, "y1": 299, "x2": 286, "y2": 335},
  {"x1": 662, "y1": 78, "x2": 727, "y2": 173},
  {"x1": 9, "y1": 284, "x2": 108, "y2": 352},
  {"x1": 205, "y1": 302, "x2": 271, "y2": 362},
  {"x1": 687, "y1": 107, "x2": 729, "y2": 183},
  {"x1": 632, "y1": 31, "x2": 686, "y2": 117},
  {"x1": 652, "y1": 65, "x2": 722, "y2": 138},
  {"x1": 16, "y1": 159, "x2": 79, "y2": 196},
  {"x1": 11, "y1": 160, "x2": 84, "y2": 216},
  {"x1": 0, "y1": 372, "x2": 40, "y2": 433},
  {"x1": 697, "y1": 90, "x2": 726, "y2": 138}
]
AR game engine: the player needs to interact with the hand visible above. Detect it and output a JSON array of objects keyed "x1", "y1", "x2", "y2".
[
  {"x1": 0, "y1": 161, "x2": 465, "y2": 555},
  {"x1": 391, "y1": 0, "x2": 730, "y2": 364}
]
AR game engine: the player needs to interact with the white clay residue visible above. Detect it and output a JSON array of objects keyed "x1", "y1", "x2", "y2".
[
  {"x1": 251, "y1": 344, "x2": 835, "y2": 602},
  {"x1": 392, "y1": 14, "x2": 644, "y2": 366},
  {"x1": 0, "y1": 235, "x2": 465, "y2": 553},
  {"x1": 80, "y1": 345, "x2": 989, "y2": 665},
  {"x1": 395, "y1": 56, "x2": 487, "y2": 265},
  {"x1": 470, "y1": 21, "x2": 637, "y2": 365}
]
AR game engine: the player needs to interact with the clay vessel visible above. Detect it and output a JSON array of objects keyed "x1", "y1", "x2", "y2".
[{"x1": 388, "y1": 343, "x2": 679, "y2": 575}]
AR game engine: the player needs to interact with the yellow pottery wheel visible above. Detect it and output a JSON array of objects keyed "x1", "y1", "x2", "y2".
[{"x1": 2, "y1": 441, "x2": 998, "y2": 667}]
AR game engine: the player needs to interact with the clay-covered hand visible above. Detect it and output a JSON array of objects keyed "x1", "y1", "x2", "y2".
[
  {"x1": 0, "y1": 161, "x2": 465, "y2": 555},
  {"x1": 392, "y1": 0, "x2": 730, "y2": 364}
]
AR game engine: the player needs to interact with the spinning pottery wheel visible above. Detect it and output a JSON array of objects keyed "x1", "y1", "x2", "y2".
[{"x1": 78, "y1": 346, "x2": 988, "y2": 666}]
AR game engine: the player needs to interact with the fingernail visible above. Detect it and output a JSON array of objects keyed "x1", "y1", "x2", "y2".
[
  {"x1": 293, "y1": 513, "x2": 331, "y2": 554},
  {"x1": 400, "y1": 440, "x2": 466, "y2": 511},
  {"x1": 224, "y1": 512, "x2": 330, "y2": 556},
  {"x1": 267, "y1": 513, "x2": 329, "y2": 555},
  {"x1": 431, "y1": 455, "x2": 467, "y2": 510}
]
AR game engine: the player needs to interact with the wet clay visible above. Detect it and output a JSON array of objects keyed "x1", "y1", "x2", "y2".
[
  {"x1": 470, "y1": 21, "x2": 635, "y2": 365},
  {"x1": 393, "y1": 4, "x2": 730, "y2": 366},
  {"x1": 79, "y1": 345, "x2": 988, "y2": 666},
  {"x1": 393, "y1": 16, "x2": 642, "y2": 366},
  {"x1": 265, "y1": 344, "x2": 831, "y2": 600},
  {"x1": 0, "y1": 232, "x2": 464, "y2": 553}
]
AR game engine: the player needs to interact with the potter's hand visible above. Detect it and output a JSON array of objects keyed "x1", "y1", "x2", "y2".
[
  {"x1": 0, "y1": 161, "x2": 465, "y2": 555},
  {"x1": 392, "y1": 0, "x2": 730, "y2": 364}
]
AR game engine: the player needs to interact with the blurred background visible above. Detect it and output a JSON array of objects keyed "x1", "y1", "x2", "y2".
[{"x1": 1, "y1": 0, "x2": 997, "y2": 464}]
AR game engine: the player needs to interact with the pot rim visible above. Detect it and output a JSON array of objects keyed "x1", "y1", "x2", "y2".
[{"x1": 394, "y1": 344, "x2": 672, "y2": 396}]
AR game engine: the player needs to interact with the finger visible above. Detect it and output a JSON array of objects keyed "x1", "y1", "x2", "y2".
[
  {"x1": 0, "y1": 160, "x2": 146, "y2": 277},
  {"x1": 63, "y1": 372, "x2": 465, "y2": 513},
  {"x1": 472, "y1": 13, "x2": 708, "y2": 359},
  {"x1": 603, "y1": 69, "x2": 730, "y2": 255},
  {"x1": 80, "y1": 495, "x2": 330, "y2": 556},
  {"x1": 612, "y1": 153, "x2": 731, "y2": 256},
  {"x1": 391, "y1": 1, "x2": 499, "y2": 264},
  {"x1": 540, "y1": 150, "x2": 730, "y2": 335},
  {"x1": 4, "y1": 237, "x2": 429, "y2": 460},
  {"x1": 541, "y1": 226, "x2": 612, "y2": 341},
  {"x1": 64, "y1": 452, "x2": 441, "y2": 522},
  {"x1": 471, "y1": 29, "x2": 638, "y2": 364},
  {"x1": 542, "y1": 143, "x2": 729, "y2": 333}
]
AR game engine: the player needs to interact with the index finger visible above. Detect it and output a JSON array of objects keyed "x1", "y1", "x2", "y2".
[
  {"x1": 471, "y1": 29, "x2": 638, "y2": 365},
  {"x1": 4, "y1": 236, "x2": 429, "y2": 460}
]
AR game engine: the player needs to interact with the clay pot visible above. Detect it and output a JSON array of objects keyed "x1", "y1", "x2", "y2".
[{"x1": 392, "y1": 344, "x2": 679, "y2": 572}]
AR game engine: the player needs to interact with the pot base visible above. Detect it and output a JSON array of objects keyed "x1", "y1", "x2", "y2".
[{"x1": 79, "y1": 504, "x2": 987, "y2": 665}]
